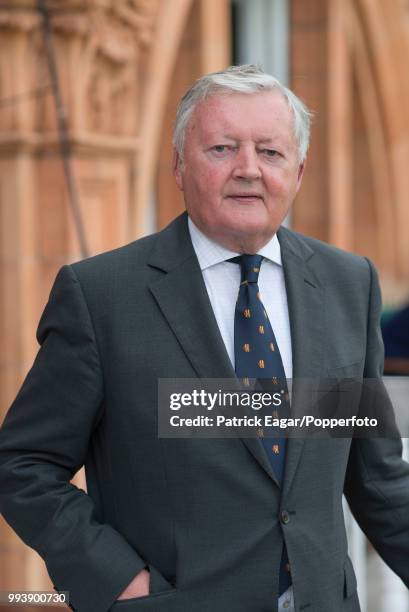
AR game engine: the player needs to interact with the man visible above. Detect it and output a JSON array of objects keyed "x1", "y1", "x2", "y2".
[{"x1": 0, "y1": 65, "x2": 408, "y2": 612}]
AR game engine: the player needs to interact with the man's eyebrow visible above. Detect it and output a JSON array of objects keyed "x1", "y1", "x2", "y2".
[
  {"x1": 256, "y1": 137, "x2": 279, "y2": 144},
  {"x1": 202, "y1": 134, "x2": 236, "y2": 143},
  {"x1": 222, "y1": 134, "x2": 279, "y2": 143},
  {"x1": 204, "y1": 134, "x2": 280, "y2": 144},
  {"x1": 219, "y1": 134, "x2": 238, "y2": 141}
]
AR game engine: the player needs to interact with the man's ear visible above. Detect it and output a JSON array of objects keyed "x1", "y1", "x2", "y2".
[
  {"x1": 173, "y1": 149, "x2": 184, "y2": 191},
  {"x1": 296, "y1": 161, "x2": 305, "y2": 191}
]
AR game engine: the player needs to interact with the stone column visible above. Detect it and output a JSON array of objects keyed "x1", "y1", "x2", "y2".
[
  {"x1": 0, "y1": 0, "x2": 158, "y2": 598},
  {"x1": 290, "y1": 0, "x2": 409, "y2": 297}
]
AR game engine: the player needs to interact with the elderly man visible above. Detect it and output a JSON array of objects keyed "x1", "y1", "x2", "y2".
[{"x1": 0, "y1": 65, "x2": 408, "y2": 612}]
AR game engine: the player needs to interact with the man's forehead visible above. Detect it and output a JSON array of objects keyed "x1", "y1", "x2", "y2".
[
  {"x1": 196, "y1": 89, "x2": 288, "y2": 114},
  {"x1": 189, "y1": 90, "x2": 295, "y2": 140}
]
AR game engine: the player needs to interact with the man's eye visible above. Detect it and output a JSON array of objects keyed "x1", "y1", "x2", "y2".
[
  {"x1": 262, "y1": 149, "x2": 278, "y2": 157},
  {"x1": 213, "y1": 145, "x2": 228, "y2": 153}
]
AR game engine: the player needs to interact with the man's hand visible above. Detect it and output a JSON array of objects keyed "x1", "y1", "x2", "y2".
[{"x1": 117, "y1": 568, "x2": 150, "y2": 600}]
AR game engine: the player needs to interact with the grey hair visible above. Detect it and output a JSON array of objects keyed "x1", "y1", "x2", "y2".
[{"x1": 173, "y1": 64, "x2": 312, "y2": 163}]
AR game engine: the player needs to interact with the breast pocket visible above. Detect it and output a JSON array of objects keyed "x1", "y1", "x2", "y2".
[
  {"x1": 327, "y1": 358, "x2": 364, "y2": 379},
  {"x1": 310, "y1": 361, "x2": 365, "y2": 436}
]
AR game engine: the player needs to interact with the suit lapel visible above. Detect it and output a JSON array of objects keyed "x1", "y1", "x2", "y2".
[
  {"x1": 149, "y1": 254, "x2": 235, "y2": 380},
  {"x1": 278, "y1": 228, "x2": 326, "y2": 496}
]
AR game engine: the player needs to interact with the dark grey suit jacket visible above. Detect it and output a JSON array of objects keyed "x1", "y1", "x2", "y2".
[{"x1": 0, "y1": 213, "x2": 408, "y2": 612}]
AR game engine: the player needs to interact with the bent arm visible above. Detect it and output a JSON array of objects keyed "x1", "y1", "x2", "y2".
[
  {"x1": 344, "y1": 259, "x2": 409, "y2": 586},
  {"x1": 0, "y1": 265, "x2": 146, "y2": 612}
]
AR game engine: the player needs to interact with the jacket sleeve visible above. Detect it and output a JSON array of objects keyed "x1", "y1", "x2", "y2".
[
  {"x1": 344, "y1": 258, "x2": 409, "y2": 586},
  {"x1": 0, "y1": 265, "x2": 146, "y2": 612}
]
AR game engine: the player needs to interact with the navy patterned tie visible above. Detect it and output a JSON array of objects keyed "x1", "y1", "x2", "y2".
[{"x1": 231, "y1": 254, "x2": 291, "y2": 596}]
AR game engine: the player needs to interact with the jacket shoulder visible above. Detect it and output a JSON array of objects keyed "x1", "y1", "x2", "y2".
[
  {"x1": 70, "y1": 212, "x2": 190, "y2": 284},
  {"x1": 71, "y1": 232, "x2": 158, "y2": 278},
  {"x1": 279, "y1": 227, "x2": 371, "y2": 280}
]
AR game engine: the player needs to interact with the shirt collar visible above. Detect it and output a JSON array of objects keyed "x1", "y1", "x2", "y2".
[{"x1": 188, "y1": 216, "x2": 282, "y2": 271}]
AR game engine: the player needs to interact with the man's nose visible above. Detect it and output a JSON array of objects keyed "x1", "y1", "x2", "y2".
[{"x1": 232, "y1": 147, "x2": 262, "y2": 181}]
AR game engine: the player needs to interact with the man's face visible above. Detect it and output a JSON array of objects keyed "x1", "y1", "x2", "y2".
[{"x1": 174, "y1": 90, "x2": 305, "y2": 252}]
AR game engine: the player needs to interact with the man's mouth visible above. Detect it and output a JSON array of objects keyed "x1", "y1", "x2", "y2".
[{"x1": 226, "y1": 194, "x2": 263, "y2": 202}]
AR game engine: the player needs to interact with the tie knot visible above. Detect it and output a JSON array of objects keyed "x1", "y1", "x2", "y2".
[{"x1": 230, "y1": 254, "x2": 263, "y2": 283}]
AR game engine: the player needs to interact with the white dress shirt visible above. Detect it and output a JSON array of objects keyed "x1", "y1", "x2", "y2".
[
  {"x1": 188, "y1": 217, "x2": 293, "y2": 378},
  {"x1": 188, "y1": 217, "x2": 295, "y2": 612}
]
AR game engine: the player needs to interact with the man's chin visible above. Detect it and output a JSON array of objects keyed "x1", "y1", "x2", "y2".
[{"x1": 213, "y1": 224, "x2": 277, "y2": 253}]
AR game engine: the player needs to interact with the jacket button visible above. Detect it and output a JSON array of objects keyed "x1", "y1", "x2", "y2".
[{"x1": 280, "y1": 510, "x2": 290, "y2": 524}]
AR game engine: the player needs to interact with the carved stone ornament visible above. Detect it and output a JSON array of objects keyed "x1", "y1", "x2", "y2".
[
  {"x1": 0, "y1": 10, "x2": 38, "y2": 32},
  {"x1": 0, "y1": 0, "x2": 160, "y2": 136}
]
